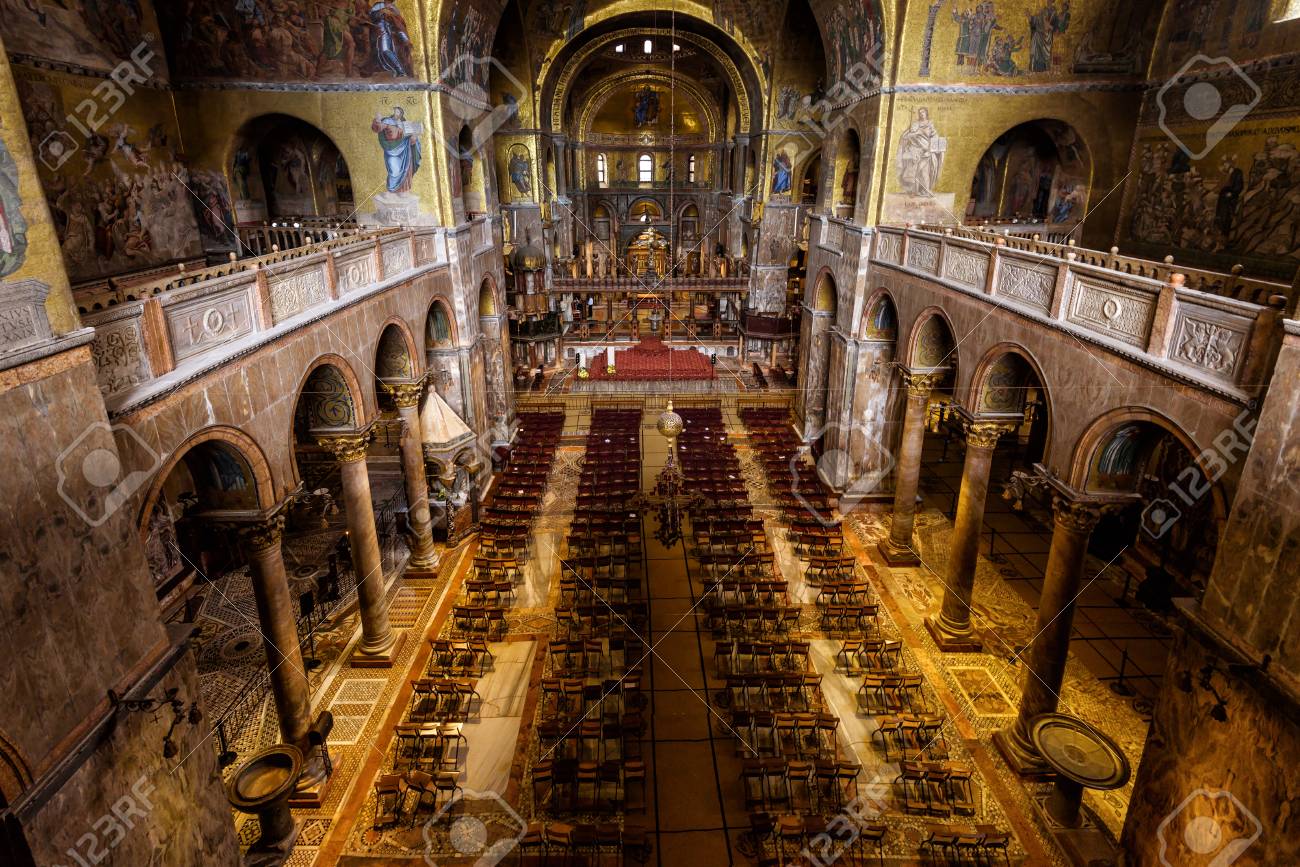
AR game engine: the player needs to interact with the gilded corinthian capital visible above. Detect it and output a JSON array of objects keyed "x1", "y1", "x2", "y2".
[
  {"x1": 381, "y1": 381, "x2": 424, "y2": 409},
  {"x1": 316, "y1": 432, "x2": 371, "y2": 463},
  {"x1": 963, "y1": 420, "x2": 1017, "y2": 450},
  {"x1": 903, "y1": 370, "x2": 945, "y2": 397}
]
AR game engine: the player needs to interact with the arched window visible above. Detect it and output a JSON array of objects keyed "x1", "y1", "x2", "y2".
[
  {"x1": 638, "y1": 153, "x2": 653, "y2": 183},
  {"x1": 687, "y1": 154, "x2": 697, "y2": 183},
  {"x1": 596, "y1": 153, "x2": 608, "y2": 185}
]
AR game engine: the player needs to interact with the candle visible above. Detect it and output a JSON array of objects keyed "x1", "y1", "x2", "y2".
[{"x1": 607, "y1": 346, "x2": 615, "y2": 365}]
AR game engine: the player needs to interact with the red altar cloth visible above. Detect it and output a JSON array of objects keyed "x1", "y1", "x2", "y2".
[{"x1": 589, "y1": 337, "x2": 716, "y2": 381}]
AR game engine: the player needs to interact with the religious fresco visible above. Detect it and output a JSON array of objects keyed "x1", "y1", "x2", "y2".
[
  {"x1": 809, "y1": 0, "x2": 885, "y2": 83},
  {"x1": 157, "y1": 0, "x2": 417, "y2": 82},
  {"x1": 372, "y1": 103, "x2": 423, "y2": 221},
  {"x1": 886, "y1": 105, "x2": 957, "y2": 222},
  {"x1": 0, "y1": 0, "x2": 165, "y2": 77},
  {"x1": 911, "y1": 0, "x2": 1160, "y2": 82},
  {"x1": 16, "y1": 73, "x2": 203, "y2": 282},
  {"x1": 506, "y1": 144, "x2": 532, "y2": 199},
  {"x1": 862, "y1": 294, "x2": 897, "y2": 341},
  {"x1": 187, "y1": 168, "x2": 237, "y2": 250},
  {"x1": 1153, "y1": 0, "x2": 1290, "y2": 73},
  {"x1": 0, "y1": 138, "x2": 30, "y2": 278},
  {"x1": 439, "y1": 0, "x2": 501, "y2": 83},
  {"x1": 1122, "y1": 124, "x2": 1300, "y2": 278}
]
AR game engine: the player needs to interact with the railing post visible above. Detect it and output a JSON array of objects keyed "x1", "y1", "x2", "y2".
[
  {"x1": 253, "y1": 263, "x2": 275, "y2": 329},
  {"x1": 1146, "y1": 273, "x2": 1183, "y2": 357},
  {"x1": 140, "y1": 297, "x2": 175, "y2": 377},
  {"x1": 984, "y1": 236, "x2": 1004, "y2": 296}
]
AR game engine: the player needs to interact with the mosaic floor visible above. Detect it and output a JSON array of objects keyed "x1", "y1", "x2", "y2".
[{"x1": 235, "y1": 407, "x2": 1158, "y2": 866}]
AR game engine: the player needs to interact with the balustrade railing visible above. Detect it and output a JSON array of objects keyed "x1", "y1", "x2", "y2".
[
  {"x1": 914, "y1": 223, "x2": 1292, "y2": 308},
  {"x1": 83, "y1": 227, "x2": 448, "y2": 404},
  {"x1": 872, "y1": 225, "x2": 1285, "y2": 395}
]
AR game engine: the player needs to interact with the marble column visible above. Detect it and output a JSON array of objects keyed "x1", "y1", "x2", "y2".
[
  {"x1": 877, "y1": 371, "x2": 943, "y2": 566},
  {"x1": 995, "y1": 497, "x2": 1102, "y2": 775},
  {"x1": 927, "y1": 419, "x2": 1017, "y2": 651},
  {"x1": 238, "y1": 515, "x2": 321, "y2": 784},
  {"x1": 384, "y1": 382, "x2": 439, "y2": 574},
  {"x1": 316, "y1": 432, "x2": 400, "y2": 666}
]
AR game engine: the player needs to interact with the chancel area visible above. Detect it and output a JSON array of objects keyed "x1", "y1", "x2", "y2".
[{"x1": 2, "y1": 1, "x2": 1300, "y2": 865}]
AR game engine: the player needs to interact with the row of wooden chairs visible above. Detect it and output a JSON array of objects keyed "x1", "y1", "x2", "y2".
[
  {"x1": 919, "y1": 823, "x2": 1012, "y2": 866},
  {"x1": 731, "y1": 710, "x2": 841, "y2": 760},
  {"x1": 426, "y1": 637, "x2": 494, "y2": 676},
  {"x1": 714, "y1": 639, "x2": 811, "y2": 675}
]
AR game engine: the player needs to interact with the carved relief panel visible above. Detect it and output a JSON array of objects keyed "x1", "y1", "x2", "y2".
[
  {"x1": 995, "y1": 261, "x2": 1056, "y2": 313},
  {"x1": 942, "y1": 247, "x2": 988, "y2": 290},
  {"x1": 907, "y1": 238, "x2": 940, "y2": 274},
  {"x1": 1067, "y1": 277, "x2": 1156, "y2": 348},
  {"x1": 165, "y1": 288, "x2": 256, "y2": 362},
  {"x1": 1169, "y1": 307, "x2": 1249, "y2": 383},
  {"x1": 335, "y1": 251, "x2": 377, "y2": 294},
  {"x1": 91, "y1": 314, "x2": 151, "y2": 396},
  {"x1": 268, "y1": 265, "x2": 329, "y2": 323}
]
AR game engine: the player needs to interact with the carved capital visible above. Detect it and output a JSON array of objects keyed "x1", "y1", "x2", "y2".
[
  {"x1": 233, "y1": 515, "x2": 285, "y2": 553},
  {"x1": 316, "y1": 432, "x2": 371, "y2": 463},
  {"x1": 382, "y1": 381, "x2": 424, "y2": 409},
  {"x1": 903, "y1": 370, "x2": 944, "y2": 398},
  {"x1": 1051, "y1": 496, "x2": 1103, "y2": 534},
  {"x1": 964, "y1": 420, "x2": 1017, "y2": 450}
]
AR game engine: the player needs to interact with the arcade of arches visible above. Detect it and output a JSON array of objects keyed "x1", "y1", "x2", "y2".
[{"x1": 2, "y1": 2, "x2": 1299, "y2": 866}]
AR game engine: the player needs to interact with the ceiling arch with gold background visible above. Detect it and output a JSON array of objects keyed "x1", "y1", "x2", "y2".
[
  {"x1": 436, "y1": 0, "x2": 873, "y2": 129},
  {"x1": 578, "y1": 73, "x2": 721, "y2": 141},
  {"x1": 545, "y1": 25, "x2": 757, "y2": 134}
]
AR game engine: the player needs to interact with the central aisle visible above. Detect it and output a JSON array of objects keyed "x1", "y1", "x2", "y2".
[{"x1": 641, "y1": 410, "x2": 743, "y2": 865}]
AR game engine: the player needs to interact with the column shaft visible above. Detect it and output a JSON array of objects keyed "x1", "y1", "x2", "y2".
[
  {"x1": 340, "y1": 456, "x2": 395, "y2": 657},
  {"x1": 996, "y1": 500, "x2": 1098, "y2": 774},
  {"x1": 877, "y1": 373, "x2": 939, "y2": 565},
  {"x1": 929, "y1": 422, "x2": 1013, "y2": 650},
  {"x1": 244, "y1": 523, "x2": 312, "y2": 752},
  {"x1": 395, "y1": 396, "x2": 438, "y2": 572}
]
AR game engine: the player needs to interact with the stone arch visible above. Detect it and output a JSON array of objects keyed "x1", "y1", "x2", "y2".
[
  {"x1": 136, "y1": 426, "x2": 277, "y2": 537},
  {"x1": 859, "y1": 288, "x2": 898, "y2": 341},
  {"x1": 1070, "y1": 407, "x2": 1217, "y2": 497},
  {"x1": 813, "y1": 269, "x2": 837, "y2": 313},
  {"x1": 294, "y1": 358, "x2": 364, "y2": 433},
  {"x1": 969, "y1": 343, "x2": 1051, "y2": 419},
  {"x1": 970, "y1": 342, "x2": 1053, "y2": 466},
  {"x1": 906, "y1": 306, "x2": 959, "y2": 373},
  {"x1": 375, "y1": 319, "x2": 420, "y2": 381},
  {"x1": 1070, "y1": 406, "x2": 1230, "y2": 591},
  {"x1": 426, "y1": 297, "x2": 458, "y2": 347},
  {"x1": 226, "y1": 113, "x2": 354, "y2": 223},
  {"x1": 965, "y1": 118, "x2": 1093, "y2": 226},
  {"x1": 479, "y1": 275, "x2": 499, "y2": 317}
]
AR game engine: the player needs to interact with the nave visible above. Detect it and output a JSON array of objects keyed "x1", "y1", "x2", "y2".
[{"x1": 292, "y1": 402, "x2": 1146, "y2": 865}]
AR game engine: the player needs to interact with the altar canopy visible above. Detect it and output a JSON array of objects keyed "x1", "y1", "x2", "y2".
[{"x1": 589, "y1": 337, "x2": 715, "y2": 381}]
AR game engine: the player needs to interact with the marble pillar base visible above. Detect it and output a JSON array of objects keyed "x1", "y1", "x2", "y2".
[
  {"x1": 1030, "y1": 792, "x2": 1121, "y2": 867},
  {"x1": 924, "y1": 615, "x2": 984, "y2": 652},
  {"x1": 288, "y1": 753, "x2": 346, "y2": 809},
  {"x1": 992, "y1": 727, "x2": 1056, "y2": 779},
  {"x1": 404, "y1": 553, "x2": 441, "y2": 578},
  {"x1": 351, "y1": 629, "x2": 406, "y2": 669},
  {"x1": 876, "y1": 539, "x2": 921, "y2": 566},
  {"x1": 242, "y1": 819, "x2": 302, "y2": 867}
]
